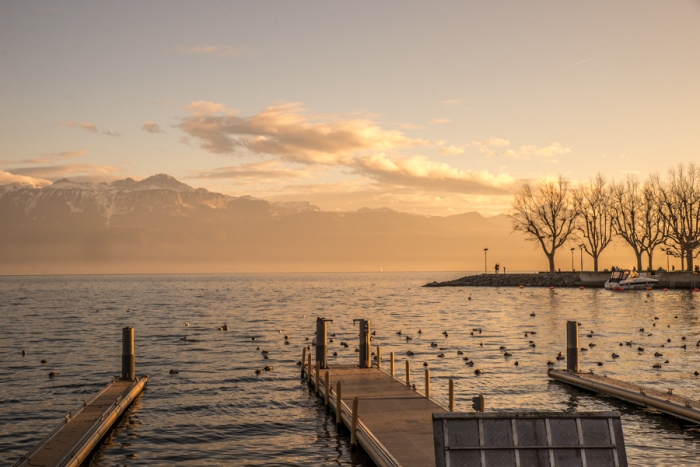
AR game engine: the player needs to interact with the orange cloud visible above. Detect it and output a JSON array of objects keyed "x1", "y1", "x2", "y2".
[
  {"x1": 178, "y1": 101, "x2": 429, "y2": 163},
  {"x1": 142, "y1": 121, "x2": 165, "y2": 133},
  {"x1": 0, "y1": 170, "x2": 51, "y2": 187},
  {"x1": 504, "y1": 142, "x2": 571, "y2": 161}
]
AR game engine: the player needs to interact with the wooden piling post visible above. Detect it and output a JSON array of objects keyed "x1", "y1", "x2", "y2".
[
  {"x1": 406, "y1": 360, "x2": 411, "y2": 385},
  {"x1": 121, "y1": 327, "x2": 135, "y2": 381},
  {"x1": 324, "y1": 371, "x2": 330, "y2": 406},
  {"x1": 307, "y1": 353, "x2": 312, "y2": 384},
  {"x1": 336, "y1": 380, "x2": 342, "y2": 425},
  {"x1": 377, "y1": 346, "x2": 381, "y2": 369},
  {"x1": 567, "y1": 320, "x2": 580, "y2": 373},
  {"x1": 425, "y1": 369, "x2": 430, "y2": 398},
  {"x1": 390, "y1": 352, "x2": 395, "y2": 377},
  {"x1": 315, "y1": 361, "x2": 321, "y2": 394},
  {"x1": 351, "y1": 396, "x2": 359, "y2": 446},
  {"x1": 449, "y1": 379, "x2": 454, "y2": 412},
  {"x1": 301, "y1": 347, "x2": 306, "y2": 378}
]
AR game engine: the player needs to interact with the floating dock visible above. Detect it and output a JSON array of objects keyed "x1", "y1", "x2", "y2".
[
  {"x1": 549, "y1": 370, "x2": 700, "y2": 424},
  {"x1": 13, "y1": 375, "x2": 148, "y2": 467},
  {"x1": 306, "y1": 363, "x2": 447, "y2": 467}
]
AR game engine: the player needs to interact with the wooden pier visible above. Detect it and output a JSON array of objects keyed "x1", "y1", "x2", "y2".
[
  {"x1": 549, "y1": 369, "x2": 700, "y2": 424},
  {"x1": 14, "y1": 327, "x2": 147, "y2": 467},
  {"x1": 305, "y1": 362, "x2": 448, "y2": 467},
  {"x1": 13, "y1": 376, "x2": 148, "y2": 467}
]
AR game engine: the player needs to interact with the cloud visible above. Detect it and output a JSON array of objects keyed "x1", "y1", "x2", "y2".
[
  {"x1": 59, "y1": 121, "x2": 119, "y2": 137},
  {"x1": 430, "y1": 118, "x2": 451, "y2": 124},
  {"x1": 472, "y1": 138, "x2": 511, "y2": 157},
  {"x1": 21, "y1": 150, "x2": 89, "y2": 164},
  {"x1": 0, "y1": 170, "x2": 51, "y2": 187},
  {"x1": 60, "y1": 121, "x2": 97, "y2": 133},
  {"x1": 8, "y1": 164, "x2": 126, "y2": 182},
  {"x1": 142, "y1": 121, "x2": 165, "y2": 134},
  {"x1": 439, "y1": 145, "x2": 465, "y2": 155},
  {"x1": 351, "y1": 154, "x2": 516, "y2": 195},
  {"x1": 440, "y1": 99, "x2": 462, "y2": 106},
  {"x1": 175, "y1": 45, "x2": 253, "y2": 58},
  {"x1": 189, "y1": 161, "x2": 313, "y2": 181},
  {"x1": 178, "y1": 101, "x2": 428, "y2": 163},
  {"x1": 504, "y1": 142, "x2": 571, "y2": 161}
]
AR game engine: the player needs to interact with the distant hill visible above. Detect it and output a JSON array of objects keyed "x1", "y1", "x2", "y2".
[{"x1": 0, "y1": 174, "x2": 634, "y2": 274}]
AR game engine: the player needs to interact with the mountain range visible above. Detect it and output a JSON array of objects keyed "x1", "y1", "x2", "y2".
[{"x1": 0, "y1": 174, "x2": 632, "y2": 274}]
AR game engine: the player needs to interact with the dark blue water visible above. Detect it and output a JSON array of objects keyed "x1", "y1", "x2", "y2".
[{"x1": 2, "y1": 273, "x2": 700, "y2": 466}]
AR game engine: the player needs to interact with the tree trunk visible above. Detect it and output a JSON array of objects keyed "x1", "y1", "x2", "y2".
[
  {"x1": 593, "y1": 255, "x2": 599, "y2": 272},
  {"x1": 686, "y1": 249, "x2": 694, "y2": 272},
  {"x1": 647, "y1": 252, "x2": 653, "y2": 271},
  {"x1": 635, "y1": 251, "x2": 643, "y2": 272},
  {"x1": 547, "y1": 253, "x2": 555, "y2": 273}
]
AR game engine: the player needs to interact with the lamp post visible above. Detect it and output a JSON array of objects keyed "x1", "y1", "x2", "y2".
[
  {"x1": 570, "y1": 247, "x2": 575, "y2": 271},
  {"x1": 667, "y1": 251, "x2": 670, "y2": 272},
  {"x1": 579, "y1": 244, "x2": 584, "y2": 272},
  {"x1": 484, "y1": 248, "x2": 488, "y2": 274}
]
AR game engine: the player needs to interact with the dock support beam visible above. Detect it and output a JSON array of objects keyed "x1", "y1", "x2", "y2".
[
  {"x1": 567, "y1": 320, "x2": 580, "y2": 373},
  {"x1": 307, "y1": 353, "x2": 312, "y2": 384},
  {"x1": 121, "y1": 327, "x2": 135, "y2": 381},
  {"x1": 315, "y1": 317, "x2": 333, "y2": 369},
  {"x1": 336, "y1": 381, "x2": 342, "y2": 425},
  {"x1": 390, "y1": 352, "x2": 394, "y2": 377},
  {"x1": 406, "y1": 360, "x2": 411, "y2": 385},
  {"x1": 354, "y1": 319, "x2": 370, "y2": 368},
  {"x1": 449, "y1": 379, "x2": 454, "y2": 412},
  {"x1": 315, "y1": 361, "x2": 321, "y2": 394},
  {"x1": 351, "y1": 396, "x2": 359, "y2": 446},
  {"x1": 425, "y1": 369, "x2": 430, "y2": 398},
  {"x1": 376, "y1": 346, "x2": 381, "y2": 368},
  {"x1": 301, "y1": 347, "x2": 306, "y2": 378},
  {"x1": 324, "y1": 370, "x2": 330, "y2": 406}
]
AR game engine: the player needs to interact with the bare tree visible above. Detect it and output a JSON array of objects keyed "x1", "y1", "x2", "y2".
[
  {"x1": 573, "y1": 174, "x2": 614, "y2": 272},
  {"x1": 510, "y1": 175, "x2": 578, "y2": 273},
  {"x1": 655, "y1": 163, "x2": 700, "y2": 271},
  {"x1": 610, "y1": 175, "x2": 665, "y2": 271}
]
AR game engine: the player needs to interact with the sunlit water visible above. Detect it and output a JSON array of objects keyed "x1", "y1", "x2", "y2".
[{"x1": 2, "y1": 272, "x2": 700, "y2": 466}]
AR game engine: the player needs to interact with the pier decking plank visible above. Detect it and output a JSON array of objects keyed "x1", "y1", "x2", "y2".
[{"x1": 318, "y1": 365, "x2": 447, "y2": 467}]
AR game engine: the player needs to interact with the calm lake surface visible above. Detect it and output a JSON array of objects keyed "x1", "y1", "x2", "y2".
[{"x1": 2, "y1": 272, "x2": 700, "y2": 466}]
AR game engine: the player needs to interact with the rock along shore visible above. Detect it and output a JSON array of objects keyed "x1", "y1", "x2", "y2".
[{"x1": 425, "y1": 271, "x2": 700, "y2": 289}]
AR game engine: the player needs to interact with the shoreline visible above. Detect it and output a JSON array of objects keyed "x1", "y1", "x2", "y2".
[{"x1": 425, "y1": 271, "x2": 700, "y2": 289}]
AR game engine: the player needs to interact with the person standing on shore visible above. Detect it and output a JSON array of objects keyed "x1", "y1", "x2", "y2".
[{"x1": 495, "y1": 263, "x2": 500, "y2": 274}]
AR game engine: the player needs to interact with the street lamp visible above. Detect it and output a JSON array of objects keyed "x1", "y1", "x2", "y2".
[
  {"x1": 666, "y1": 251, "x2": 670, "y2": 272},
  {"x1": 579, "y1": 244, "x2": 584, "y2": 272},
  {"x1": 570, "y1": 247, "x2": 575, "y2": 271},
  {"x1": 484, "y1": 248, "x2": 488, "y2": 274}
]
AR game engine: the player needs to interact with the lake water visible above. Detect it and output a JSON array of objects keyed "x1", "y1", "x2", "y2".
[{"x1": 2, "y1": 272, "x2": 700, "y2": 466}]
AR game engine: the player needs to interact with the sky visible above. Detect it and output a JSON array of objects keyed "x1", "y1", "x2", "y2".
[{"x1": 1, "y1": 1, "x2": 699, "y2": 216}]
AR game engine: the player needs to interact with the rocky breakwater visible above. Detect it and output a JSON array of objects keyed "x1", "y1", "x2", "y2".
[{"x1": 425, "y1": 272, "x2": 587, "y2": 288}]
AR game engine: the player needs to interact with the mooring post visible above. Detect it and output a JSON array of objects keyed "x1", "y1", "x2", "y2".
[
  {"x1": 121, "y1": 327, "x2": 135, "y2": 381},
  {"x1": 353, "y1": 319, "x2": 370, "y2": 368},
  {"x1": 316, "y1": 317, "x2": 333, "y2": 369},
  {"x1": 376, "y1": 346, "x2": 381, "y2": 368},
  {"x1": 315, "y1": 361, "x2": 321, "y2": 394},
  {"x1": 390, "y1": 352, "x2": 395, "y2": 377},
  {"x1": 351, "y1": 396, "x2": 359, "y2": 446},
  {"x1": 336, "y1": 380, "x2": 342, "y2": 425},
  {"x1": 307, "y1": 353, "x2": 312, "y2": 384},
  {"x1": 406, "y1": 360, "x2": 411, "y2": 385},
  {"x1": 425, "y1": 368, "x2": 430, "y2": 398},
  {"x1": 301, "y1": 347, "x2": 306, "y2": 378},
  {"x1": 449, "y1": 379, "x2": 454, "y2": 412},
  {"x1": 567, "y1": 320, "x2": 580, "y2": 372},
  {"x1": 324, "y1": 370, "x2": 330, "y2": 406}
]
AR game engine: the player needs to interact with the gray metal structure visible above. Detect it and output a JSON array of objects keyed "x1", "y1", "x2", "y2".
[
  {"x1": 315, "y1": 317, "x2": 333, "y2": 369},
  {"x1": 433, "y1": 412, "x2": 628, "y2": 467},
  {"x1": 353, "y1": 319, "x2": 370, "y2": 368}
]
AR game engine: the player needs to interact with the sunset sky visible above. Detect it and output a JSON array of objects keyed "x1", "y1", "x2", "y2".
[{"x1": 1, "y1": 1, "x2": 698, "y2": 215}]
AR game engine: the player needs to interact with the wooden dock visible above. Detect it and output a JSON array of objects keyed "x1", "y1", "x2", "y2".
[
  {"x1": 305, "y1": 363, "x2": 448, "y2": 467},
  {"x1": 549, "y1": 369, "x2": 700, "y2": 424},
  {"x1": 14, "y1": 375, "x2": 147, "y2": 467}
]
